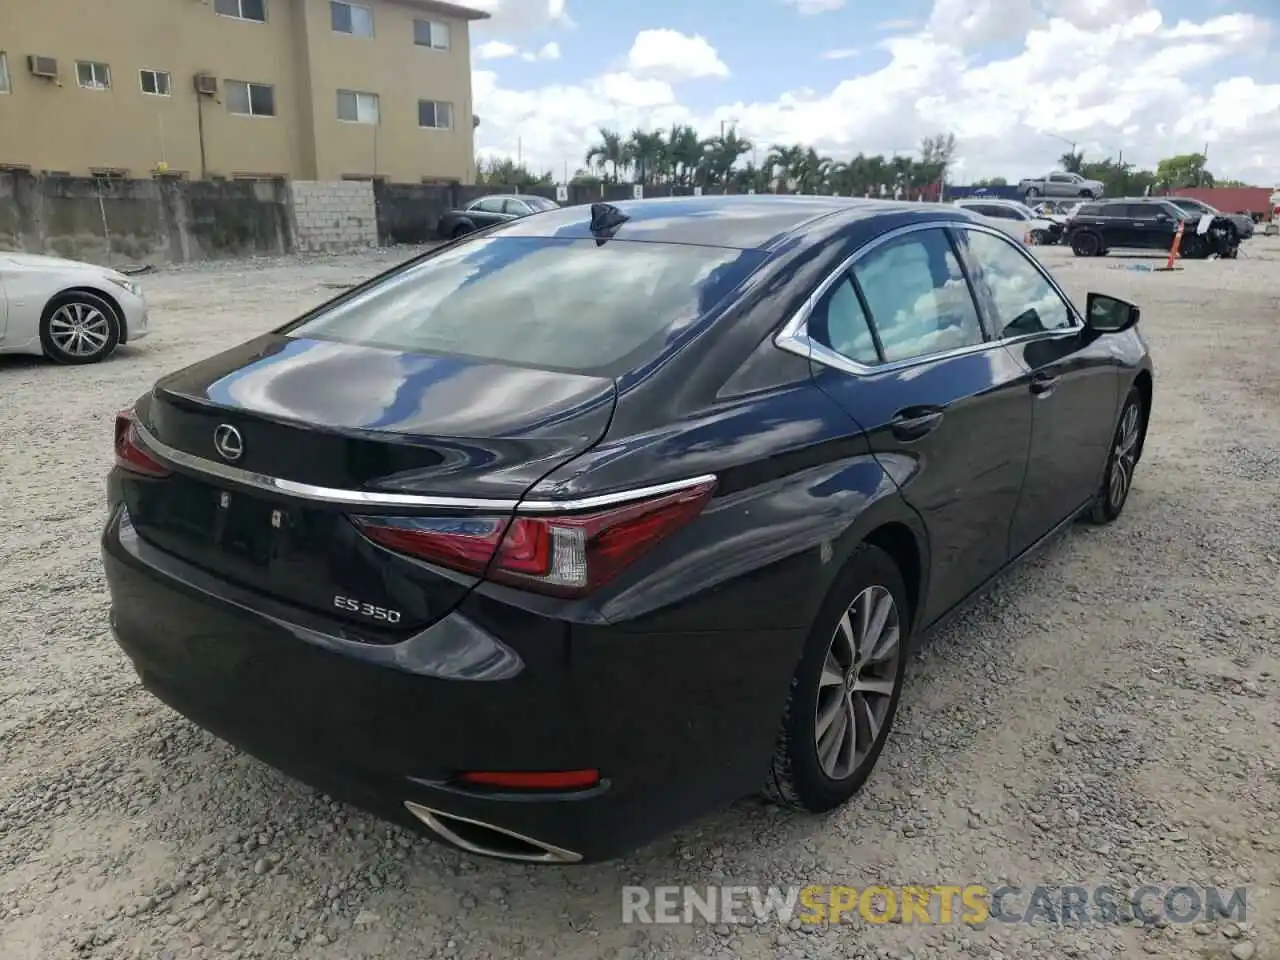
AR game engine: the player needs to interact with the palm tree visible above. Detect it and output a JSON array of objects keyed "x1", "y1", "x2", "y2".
[
  {"x1": 703, "y1": 127, "x2": 753, "y2": 186},
  {"x1": 1060, "y1": 151, "x2": 1084, "y2": 174},
  {"x1": 794, "y1": 147, "x2": 832, "y2": 194},
  {"x1": 627, "y1": 129, "x2": 666, "y2": 185},
  {"x1": 584, "y1": 128, "x2": 630, "y2": 183},
  {"x1": 765, "y1": 144, "x2": 805, "y2": 192},
  {"x1": 666, "y1": 124, "x2": 707, "y2": 185}
]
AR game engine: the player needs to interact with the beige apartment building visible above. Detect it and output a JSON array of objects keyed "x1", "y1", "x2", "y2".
[{"x1": 0, "y1": 0, "x2": 486, "y2": 183}]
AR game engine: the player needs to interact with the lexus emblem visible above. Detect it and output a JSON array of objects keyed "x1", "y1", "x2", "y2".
[{"x1": 213, "y1": 424, "x2": 244, "y2": 462}]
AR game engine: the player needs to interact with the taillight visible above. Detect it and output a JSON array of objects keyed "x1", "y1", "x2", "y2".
[
  {"x1": 114, "y1": 410, "x2": 171, "y2": 478},
  {"x1": 457, "y1": 769, "x2": 600, "y2": 791},
  {"x1": 351, "y1": 477, "x2": 716, "y2": 597}
]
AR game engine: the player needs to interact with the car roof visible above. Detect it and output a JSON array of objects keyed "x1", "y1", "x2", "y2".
[
  {"x1": 957, "y1": 197, "x2": 1021, "y2": 205},
  {"x1": 492, "y1": 194, "x2": 974, "y2": 251}
]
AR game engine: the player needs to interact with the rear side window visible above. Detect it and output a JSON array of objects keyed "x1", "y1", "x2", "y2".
[
  {"x1": 1098, "y1": 203, "x2": 1129, "y2": 218},
  {"x1": 287, "y1": 237, "x2": 765, "y2": 376},
  {"x1": 851, "y1": 229, "x2": 986, "y2": 363},
  {"x1": 1075, "y1": 204, "x2": 1101, "y2": 217},
  {"x1": 810, "y1": 276, "x2": 879, "y2": 365}
]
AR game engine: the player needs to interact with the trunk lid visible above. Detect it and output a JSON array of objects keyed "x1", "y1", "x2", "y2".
[{"x1": 124, "y1": 336, "x2": 615, "y2": 635}]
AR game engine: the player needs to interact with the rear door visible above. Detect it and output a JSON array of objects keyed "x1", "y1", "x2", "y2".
[
  {"x1": 954, "y1": 226, "x2": 1119, "y2": 556},
  {"x1": 804, "y1": 224, "x2": 1034, "y2": 625},
  {"x1": 1121, "y1": 203, "x2": 1167, "y2": 250}
]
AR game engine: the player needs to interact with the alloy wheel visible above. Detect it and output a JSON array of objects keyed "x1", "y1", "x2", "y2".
[
  {"x1": 813, "y1": 585, "x2": 902, "y2": 781},
  {"x1": 1108, "y1": 401, "x2": 1141, "y2": 510},
  {"x1": 47, "y1": 301, "x2": 112, "y2": 358}
]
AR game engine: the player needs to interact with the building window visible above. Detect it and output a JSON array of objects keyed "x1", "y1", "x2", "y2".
[
  {"x1": 337, "y1": 90, "x2": 378, "y2": 124},
  {"x1": 413, "y1": 19, "x2": 450, "y2": 49},
  {"x1": 0, "y1": 53, "x2": 10, "y2": 94},
  {"x1": 331, "y1": 1, "x2": 374, "y2": 36},
  {"x1": 214, "y1": 0, "x2": 266, "y2": 23},
  {"x1": 140, "y1": 69, "x2": 171, "y2": 96},
  {"x1": 225, "y1": 80, "x2": 276, "y2": 117},
  {"x1": 417, "y1": 99, "x2": 453, "y2": 130},
  {"x1": 76, "y1": 61, "x2": 111, "y2": 90}
]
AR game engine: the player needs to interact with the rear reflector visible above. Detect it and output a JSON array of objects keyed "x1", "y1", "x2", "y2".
[
  {"x1": 351, "y1": 477, "x2": 716, "y2": 598},
  {"x1": 457, "y1": 769, "x2": 600, "y2": 790},
  {"x1": 114, "y1": 411, "x2": 171, "y2": 478}
]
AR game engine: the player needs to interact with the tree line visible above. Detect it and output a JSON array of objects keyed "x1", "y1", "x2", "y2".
[
  {"x1": 478, "y1": 126, "x2": 957, "y2": 196},
  {"x1": 477, "y1": 133, "x2": 1254, "y2": 194}
]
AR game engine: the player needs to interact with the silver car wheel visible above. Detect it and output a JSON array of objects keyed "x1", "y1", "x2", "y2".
[
  {"x1": 47, "y1": 301, "x2": 112, "y2": 358},
  {"x1": 814, "y1": 585, "x2": 902, "y2": 781}
]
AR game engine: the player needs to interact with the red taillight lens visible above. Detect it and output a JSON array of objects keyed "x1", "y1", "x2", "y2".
[
  {"x1": 456, "y1": 769, "x2": 600, "y2": 791},
  {"x1": 114, "y1": 411, "x2": 171, "y2": 478},
  {"x1": 351, "y1": 477, "x2": 716, "y2": 597}
]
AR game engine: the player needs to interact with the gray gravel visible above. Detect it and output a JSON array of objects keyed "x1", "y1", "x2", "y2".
[{"x1": 2, "y1": 238, "x2": 1279, "y2": 960}]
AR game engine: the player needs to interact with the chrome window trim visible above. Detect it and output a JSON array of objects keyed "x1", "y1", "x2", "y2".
[
  {"x1": 774, "y1": 219, "x2": 1084, "y2": 377},
  {"x1": 132, "y1": 421, "x2": 716, "y2": 514}
]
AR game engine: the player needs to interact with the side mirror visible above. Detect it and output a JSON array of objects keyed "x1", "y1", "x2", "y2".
[{"x1": 1085, "y1": 293, "x2": 1140, "y2": 334}]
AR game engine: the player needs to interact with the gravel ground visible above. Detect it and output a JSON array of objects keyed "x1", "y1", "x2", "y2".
[{"x1": 2, "y1": 238, "x2": 1279, "y2": 960}]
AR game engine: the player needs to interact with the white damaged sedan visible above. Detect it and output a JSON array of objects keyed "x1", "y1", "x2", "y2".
[{"x1": 0, "y1": 252, "x2": 151, "y2": 364}]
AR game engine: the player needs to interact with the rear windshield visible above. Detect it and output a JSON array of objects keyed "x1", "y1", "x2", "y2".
[{"x1": 287, "y1": 236, "x2": 765, "y2": 377}]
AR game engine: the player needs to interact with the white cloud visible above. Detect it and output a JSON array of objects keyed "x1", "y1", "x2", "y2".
[
  {"x1": 626, "y1": 30, "x2": 730, "y2": 80},
  {"x1": 520, "y1": 41, "x2": 562, "y2": 62},
  {"x1": 784, "y1": 0, "x2": 847, "y2": 13},
  {"x1": 467, "y1": 0, "x2": 573, "y2": 34},
  {"x1": 476, "y1": 41, "x2": 519, "y2": 60},
  {"x1": 473, "y1": 9, "x2": 1280, "y2": 184},
  {"x1": 821, "y1": 48, "x2": 863, "y2": 59}
]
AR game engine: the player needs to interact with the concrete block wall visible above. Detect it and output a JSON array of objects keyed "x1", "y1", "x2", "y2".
[{"x1": 290, "y1": 181, "x2": 378, "y2": 254}]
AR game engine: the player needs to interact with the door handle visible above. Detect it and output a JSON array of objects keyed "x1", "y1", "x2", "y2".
[
  {"x1": 890, "y1": 407, "x2": 944, "y2": 441},
  {"x1": 1029, "y1": 372, "x2": 1060, "y2": 396}
]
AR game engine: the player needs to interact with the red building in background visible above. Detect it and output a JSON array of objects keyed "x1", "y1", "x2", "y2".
[{"x1": 1165, "y1": 186, "x2": 1275, "y2": 218}]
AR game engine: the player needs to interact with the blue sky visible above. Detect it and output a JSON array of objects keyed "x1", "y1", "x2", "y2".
[{"x1": 470, "y1": 0, "x2": 1280, "y2": 184}]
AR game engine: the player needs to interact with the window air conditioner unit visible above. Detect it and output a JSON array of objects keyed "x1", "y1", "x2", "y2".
[
  {"x1": 27, "y1": 55, "x2": 58, "y2": 78},
  {"x1": 194, "y1": 73, "x2": 218, "y2": 96}
]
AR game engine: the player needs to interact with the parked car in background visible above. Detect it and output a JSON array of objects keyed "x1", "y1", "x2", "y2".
[
  {"x1": 1018, "y1": 171, "x2": 1106, "y2": 200},
  {"x1": 0, "y1": 252, "x2": 150, "y2": 364},
  {"x1": 1163, "y1": 196, "x2": 1254, "y2": 240},
  {"x1": 952, "y1": 198, "x2": 1061, "y2": 245},
  {"x1": 104, "y1": 195, "x2": 1153, "y2": 864},
  {"x1": 437, "y1": 194, "x2": 560, "y2": 239},
  {"x1": 1065, "y1": 197, "x2": 1240, "y2": 259}
]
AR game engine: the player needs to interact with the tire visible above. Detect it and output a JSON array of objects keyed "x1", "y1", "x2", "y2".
[
  {"x1": 1071, "y1": 231, "x2": 1102, "y2": 257},
  {"x1": 1024, "y1": 187, "x2": 1040, "y2": 199},
  {"x1": 39, "y1": 290, "x2": 121, "y2": 365},
  {"x1": 1180, "y1": 235, "x2": 1207, "y2": 260},
  {"x1": 1079, "y1": 189, "x2": 1095, "y2": 198},
  {"x1": 451, "y1": 223, "x2": 472, "y2": 239},
  {"x1": 763, "y1": 543, "x2": 910, "y2": 812},
  {"x1": 1030, "y1": 229, "x2": 1047, "y2": 245},
  {"x1": 1087, "y1": 386, "x2": 1144, "y2": 525}
]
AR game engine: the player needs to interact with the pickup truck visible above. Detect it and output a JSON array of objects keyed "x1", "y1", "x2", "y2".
[{"x1": 1018, "y1": 172, "x2": 1105, "y2": 200}]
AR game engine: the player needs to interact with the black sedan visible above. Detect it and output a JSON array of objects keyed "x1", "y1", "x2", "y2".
[
  {"x1": 436, "y1": 193, "x2": 559, "y2": 239},
  {"x1": 104, "y1": 196, "x2": 1153, "y2": 864}
]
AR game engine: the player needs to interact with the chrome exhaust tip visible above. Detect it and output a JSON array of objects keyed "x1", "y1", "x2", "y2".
[{"x1": 404, "y1": 801, "x2": 583, "y2": 864}]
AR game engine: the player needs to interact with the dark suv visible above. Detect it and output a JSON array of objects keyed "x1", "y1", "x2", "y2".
[{"x1": 1066, "y1": 198, "x2": 1238, "y2": 259}]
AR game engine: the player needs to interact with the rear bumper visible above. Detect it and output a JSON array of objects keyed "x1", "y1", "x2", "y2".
[{"x1": 102, "y1": 504, "x2": 800, "y2": 862}]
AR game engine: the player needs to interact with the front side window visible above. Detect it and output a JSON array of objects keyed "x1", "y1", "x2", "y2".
[
  {"x1": 331, "y1": 1, "x2": 374, "y2": 36},
  {"x1": 418, "y1": 99, "x2": 453, "y2": 129},
  {"x1": 285, "y1": 237, "x2": 766, "y2": 377},
  {"x1": 226, "y1": 80, "x2": 275, "y2": 117},
  {"x1": 851, "y1": 229, "x2": 986, "y2": 363},
  {"x1": 503, "y1": 199, "x2": 531, "y2": 215},
  {"x1": 337, "y1": 89, "x2": 378, "y2": 123},
  {"x1": 414, "y1": 19, "x2": 450, "y2": 49},
  {"x1": 215, "y1": 0, "x2": 266, "y2": 22},
  {"x1": 474, "y1": 196, "x2": 506, "y2": 213},
  {"x1": 962, "y1": 229, "x2": 1073, "y2": 338},
  {"x1": 809, "y1": 276, "x2": 879, "y2": 365},
  {"x1": 76, "y1": 61, "x2": 111, "y2": 90}
]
